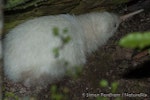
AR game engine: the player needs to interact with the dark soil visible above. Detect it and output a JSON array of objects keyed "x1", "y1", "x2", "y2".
[{"x1": 3, "y1": 1, "x2": 150, "y2": 100}]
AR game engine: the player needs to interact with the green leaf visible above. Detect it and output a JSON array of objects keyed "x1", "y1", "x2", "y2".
[
  {"x1": 53, "y1": 27, "x2": 59, "y2": 36},
  {"x1": 51, "y1": 85, "x2": 57, "y2": 93},
  {"x1": 96, "y1": 96, "x2": 109, "y2": 100},
  {"x1": 5, "y1": 92, "x2": 19, "y2": 100},
  {"x1": 51, "y1": 94, "x2": 63, "y2": 100},
  {"x1": 99, "y1": 80, "x2": 108, "y2": 87},
  {"x1": 119, "y1": 32, "x2": 150, "y2": 49},
  {"x1": 66, "y1": 66, "x2": 82, "y2": 79},
  {"x1": 63, "y1": 28, "x2": 68, "y2": 34},
  {"x1": 111, "y1": 82, "x2": 119, "y2": 93},
  {"x1": 115, "y1": 97, "x2": 122, "y2": 100},
  {"x1": 63, "y1": 36, "x2": 71, "y2": 44},
  {"x1": 53, "y1": 48, "x2": 59, "y2": 57}
]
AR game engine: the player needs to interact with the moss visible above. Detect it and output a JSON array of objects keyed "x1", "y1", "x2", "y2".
[
  {"x1": 4, "y1": 20, "x2": 24, "y2": 33},
  {"x1": 5, "y1": 0, "x2": 56, "y2": 10},
  {"x1": 5, "y1": 0, "x2": 30, "y2": 9}
]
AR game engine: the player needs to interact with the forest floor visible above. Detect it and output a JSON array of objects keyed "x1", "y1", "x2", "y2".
[{"x1": 3, "y1": 1, "x2": 150, "y2": 100}]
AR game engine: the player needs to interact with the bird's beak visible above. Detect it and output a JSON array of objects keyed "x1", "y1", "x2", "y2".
[{"x1": 120, "y1": 9, "x2": 144, "y2": 22}]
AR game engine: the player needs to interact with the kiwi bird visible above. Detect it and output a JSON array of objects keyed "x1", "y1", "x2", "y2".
[{"x1": 2, "y1": 9, "x2": 143, "y2": 87}]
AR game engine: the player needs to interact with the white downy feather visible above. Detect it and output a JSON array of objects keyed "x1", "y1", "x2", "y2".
[{"x1": 3, "y1": 12, "x2": 120, "y2": 87}]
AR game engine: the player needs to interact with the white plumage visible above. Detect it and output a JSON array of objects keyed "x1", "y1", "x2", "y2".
[{"x1": 3, "y1": 12, "x2": 120, "y2": 87}]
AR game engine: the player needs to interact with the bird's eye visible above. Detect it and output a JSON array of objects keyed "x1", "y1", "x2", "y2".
[{"x1": 114, "y1": 23, "x2": 117, "y2": 27}]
